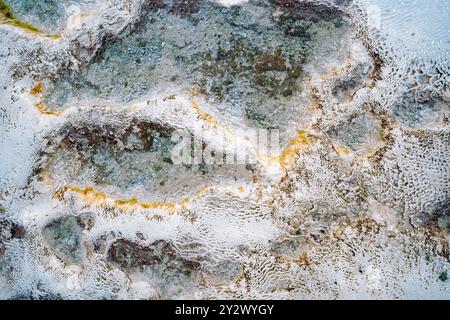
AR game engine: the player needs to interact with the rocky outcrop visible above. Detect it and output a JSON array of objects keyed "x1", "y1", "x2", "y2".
[
  {"x1": 271, "y1": 0, "x2": 349, "y2": 23},
  {"x1": 108, "y1": 239, "x2": 201, "y2": 274},
  {"x1": 42, "y1": 216, "x2": 83, "y2": 265}
]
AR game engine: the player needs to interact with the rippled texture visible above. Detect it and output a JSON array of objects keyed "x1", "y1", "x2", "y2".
[
  {"x1": 0, "y1": 0, "x2": 449, "y2": 300},
  {"x1": 362, "y1": 0, "x2": 449, "y2": 59}
]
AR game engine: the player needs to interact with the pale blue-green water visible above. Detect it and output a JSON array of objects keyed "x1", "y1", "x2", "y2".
[{"x1": 362, "y1": 0, "x2": 449, "y2": 58}]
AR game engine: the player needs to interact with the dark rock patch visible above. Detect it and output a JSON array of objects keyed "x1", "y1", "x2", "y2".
[
  {"x1": 76, "y1": 212, "x2": 96, "y2": 231},
  {"x1": 271, "y1": 0, "x2": 348, "y2": 23},
  {"x1": 42, "y1": 216, "x2": 83, "y2": 264},
  {"x1": 108, "y1": 238, "x2": 201, "y2": 274},
  {"x1": 0, "y1": 218, "x2": 26, "y2": 258}
]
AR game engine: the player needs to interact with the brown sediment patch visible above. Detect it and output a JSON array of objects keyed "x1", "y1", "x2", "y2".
[
  {"x1": 271, "y1": 0, "x2": 348, "y2": 23},
  {"x1": 170, "y1": 0, "x2": 199, "y2": 16},
  {"x1": 55, "y1": 120, "x2": 174, "y2": 152},
  {"x1": 108, "y1": 238, "x2": 201, "y2": 272}
]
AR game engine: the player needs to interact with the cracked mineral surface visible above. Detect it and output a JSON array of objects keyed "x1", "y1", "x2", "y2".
[{"x1": 0, "y1": 0, "x2": 449, "y2": 299}]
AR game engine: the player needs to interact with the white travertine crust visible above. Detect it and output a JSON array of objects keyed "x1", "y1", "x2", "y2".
[{"x1": 0, "y1": 0, "x2": 448, "y2": 299}]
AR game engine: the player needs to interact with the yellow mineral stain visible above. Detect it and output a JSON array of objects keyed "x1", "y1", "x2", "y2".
[
  {"x1": 34, "y1": 101, "x2": 62, "y2": 116},
  {"x1": 54, "y1": 186, "x2": 106, "y2": 204},
  {"x1": 1, "y1": 1, "x2": 61, "y2": 38},
  {"x1": 335, "y1": 146, "x2": 351, "y2": 156},
  {"x1": 321, "y1": 64, "x2": 350, "y2": 81},
  {"x1": 30, "y1": 82, "x2": 45, "y2": 96},
  {"x1": 190, "y1": 101, "x2": 218, "y2": 126},
  {"x1": 45, "y1": 33, "x2": 62, "y2": 40},
  {"x1": 30, "y1": 83, "x2": 62, "y2": 116},
  {"x1": 1, "y1": 14, "x2": 61, "y2": 39},
  {"x1": 179, "y1": 198, "x2": 190, "y2": 206},
  {"x1": 278, "y1": 130, "x2": 314, "y2": 167},
  {"x1": 140, "y1": 202, "x2": 175, "y2": 210},
  {"x1": 55, "y1": 185, "x2": 199, "y2": 213},
  {"x1": 294, "y1": 252, "x2": 311, "y2": 267},
  {"x1": 331, "y1": 67, "x2": 338, "y2": 76},
  {"x1": 54, "y1": 183, "x2": 255, "y2": 218},
  {"x1": 195, "y1": 187, "x2": 208, "y2": 197},
  {"x1": 114, "y1": 198, "x2": 138, "y2": 206},
  {"x1": 238, "y1": 186, "x2": 245, "y2": 193}
]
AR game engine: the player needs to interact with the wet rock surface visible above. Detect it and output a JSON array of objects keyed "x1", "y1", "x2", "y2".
[
  {"x1": 393, "y1": 91, "x2": 448, "y2": 127},
  {"x1": 0, "y1": 0, "x2": 449, "y2": 300},
  {"x1": 38, "y1": 121, "x2": 176, "y2": 191},
  {"x1": 329, "y1": 112, "x2": 382, "y2": 152},
  {"x1": 36, "y1": 117, "x2": 254, "y2": 204},
  {"x1": 43, "y1": 0, "x2": 347, "y2": 131},
  {"x1": 42, "y1": 216, "x2": 83, "y2": 264},
  {"x1": 5, "y1": 0, "x2": 95, "y2": 33},
  {"x1": 271, "y1": 0, "x2": 348, "y2": 23}
]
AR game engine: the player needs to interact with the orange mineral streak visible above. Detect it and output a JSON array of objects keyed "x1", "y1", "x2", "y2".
[
  {"x1": 30, "y1": 82, "x2": 45, "y2": 96},
  {"x1": 190, "y1": 101, "x2": 219, "y2": 126},
  {"x1": 335, "y1": 146, "x2": 351, "y2": 156},
  {"x1": 53, "y1": 185, "x2": 211, "y2": 213},
  {"x1": 34, "y1": 101, "x2": 62, "y2": 116},
  {"x1": 190, "y1": 100, "x2": 317, "y2": 169},
  {"x1": 54, "y1": 186, "x2": 106, "y2": 204},
  {"x1": 30, "y1": 83, "x2": 62, "y2": 116}
]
